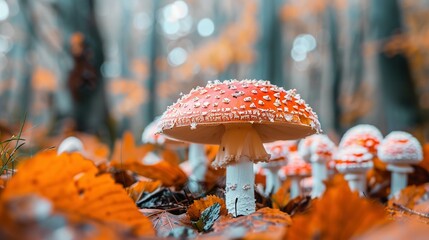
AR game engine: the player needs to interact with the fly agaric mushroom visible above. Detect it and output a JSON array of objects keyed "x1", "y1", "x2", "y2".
[
  {"x1": 57, "y1": 136, "x2": 84, "y2": 154},
  {"x1": 378, "y1": 131, "x2": 423, "y2": 197},
  {"x1": 298, "y1": 134, "x2": 322, "y2": 162},
  {"x1": 261, "y1": 141, "x2": 290, "y2": 195},
  {"x1": 334, "y1": 145, "x2": 373, "y2": 196},
  {"x1": 309, "y1": 135, "x2": 336, "y2": 197},
  {"x1": 158, "y1": 79, "x2": 321, "y2": 216},
  {"x1": 282, "y1": 152, "x2": 312, "y2": 198},
  {"x1": 339, "y1": 124, "x2": 383, "y2": 155}
]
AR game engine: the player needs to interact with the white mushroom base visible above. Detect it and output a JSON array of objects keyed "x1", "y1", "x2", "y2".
[
  {"x1": 226, "y1": 159, "x2": 256, "y2": 217},
  {"x1": 387, "y1": 164, "x2": 413, "y2": 198},
  {"x1": 344, "y1": 173, "x2": 366, "y2": 196},
  {"x1": 187, "y1": 143, "x2": 207, "y2": 192},
  {"x1": 311, "y1": 161, "x2": 327, "y2": 198},
  {"x1": 264, "y1": 168, "x2": 281, "y2": 196},
  {"x1": 290, "y1": 176, "x2": 301, "y2": 198}
]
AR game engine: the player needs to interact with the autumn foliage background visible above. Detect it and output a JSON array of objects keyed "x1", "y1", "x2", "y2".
[{"x1": 0, "y1": 0, "x2": 429, "y2": 239}]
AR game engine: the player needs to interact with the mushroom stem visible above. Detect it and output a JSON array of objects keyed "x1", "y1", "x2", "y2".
[
  {"x1": 311, "y1": 161, "x2": 327, "y2": 198},
  {"x1": 217, "y1": 123, "x2": 269, "y2": 216},
  {"x1": 344, "y1": 173, "x2": 366, "y2": 196},
  {"x1": 188, "y1": 143, "x2": 207, "y2": 192},
  {"x1": 290, "y1": 176, "x2": 301, "y2": 198},
  {"x1": 387, "y1": 164, "x2": 413, "y2": 197},
  {"x1": 264, "y1": 168, "x2": 281, "y2": 196},
  {"x1": 226, "y1": 159, "x2": 255, "y2": 217}
]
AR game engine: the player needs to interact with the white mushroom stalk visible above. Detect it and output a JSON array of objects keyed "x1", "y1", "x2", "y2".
[
  {"x1": 309, "y1": 135, "x2": 336, "y2": 197},
  {"x1": 335, "y1": 145, "x2": 373, "y2": 196},
  {"x1": 57, "y1": 136, "x2": 84, "y2": 155},
  {"x1": 260, "y1": 141, "x2": 290, "y2": 196},
  {"x1": 378, "y1": 131, "x2": 423, "y2": 197},
  {"x1": 187, "y1": 143, "x2": 208, "y2": 192},
  {"x1": 158, "y1": 80, "x2": 321, "y2": 216},
  {"x1": 214, "y1": 123, "x2": 269, "y2": 215},
  {"x1": 283, "y1": 152, "x2": 311, "y2": 198}
]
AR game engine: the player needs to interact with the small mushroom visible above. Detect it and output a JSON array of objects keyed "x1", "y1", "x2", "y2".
[
  {"x1": 378, "y1": 131, "x2": 423, "y2": 197},
  {"x1": 158, "y1": 80, "x2": 321, "y2": 216},
  {"x1": 334, "y1": 145, "x2": 373, "y2": 196},
  {"x1": 57, "y1": 136, "x2": 84, "y2": 155},
  {"x1": 298, "y1": 134, "x2": 321, "y2": 161},
  {"x1": 309, "y1": 135, "x2": 336, "y2": 197},
  {"x1": 281, "y1": 152, "x2": 311, "y2": 198},
  {"x1": 339, "y1": 124, "x2": 383, "y2": 155},
  {"x1": 260, "y1": 141, "x2": 290, "y2": 196}
]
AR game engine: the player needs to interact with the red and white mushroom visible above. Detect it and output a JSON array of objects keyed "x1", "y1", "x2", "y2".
[
  {"x1": 298, "y1": 134, "x2": 322, "y2": 162},
  {"x1": 158, "y1": 79, "x2": 321, "y2": 216},
  {"x1": 261, "y1": 141, "x2": 290, "y2": 195},
  {"x1": 334, "y1": 145, "x2": 373, "y2": 196},
  {"x1": 378, "y1": 131, "x2": 423, "y2": 197},
  {"x1": 281, "y1": 152, "x2": 312, "y2": 198},
  {"x1": 339, "y1": 124, "x2": 383, "y2": 155},
  {"x1": 309, "y1": 135, "x2": 336, "y2": 197}
]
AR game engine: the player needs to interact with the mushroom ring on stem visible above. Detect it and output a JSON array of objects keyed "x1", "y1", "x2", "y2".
[
  {"x1": 378, "y1": 131, "x2": 423, "y2": 197},
  {"x1": 158, "y1": 80, "x2": 321, "y2": 216}
]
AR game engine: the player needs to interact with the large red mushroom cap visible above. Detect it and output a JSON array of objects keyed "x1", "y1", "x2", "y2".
[
  {"x1": 159, "y1": 80, "x2": 321, "y2": 144},
  {"x1": 378, "y1": 131, "x2": 423, "y2": 165},
  {"x1": 339, "y1": 124, "x2": 383, "y2": 155},
  {"x1": 334, "y1": 145, "x2": 373, "y2": 174}
]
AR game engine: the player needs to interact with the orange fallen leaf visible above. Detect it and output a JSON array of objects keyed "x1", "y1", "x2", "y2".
[
  {"x1": 211, "y1": 208, "x2": 291, "y2": 240},
  {"x1": 418, "y1": 143, "x2": 429, "y2": 172},
  {"x1": 0, "y1": 150, "x2": 154, "y2": 237},
  {"x1": 187, "y1": 195, "x2": 227, "y2": 221},
  {"x1": 272, "y1": 180, "x2": 291, "y2": 209},
  {"x1": 110, "y1": 131, "x2": 187, "y2": 186},
  {"x1": 285, "y1": 176, "x2": 388, "y2": 240},
  {"x1": 388, "y1": 184, "x2": 429, "y2": 209},
  {"x1": 126, "y1": 180, "x2": 162, "y2": 202}
]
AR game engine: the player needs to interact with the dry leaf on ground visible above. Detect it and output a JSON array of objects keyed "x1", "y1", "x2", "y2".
[
  {"x1": 286, "y1": 176, "x2": 388, "y2": 240},
  {"x1": 187, "y1": 195, "x2": 227, "y2": 221},
  {"x1": 207, "y1": 208, "x2": 291, "y2": 240},
  {"x1": 126, "y1": 180, "x2": 162, "y2": 202},
  {"x1": 0, "y1": 151, "x2": 154, "y2": 237},
  {"x1": 272, "y1": 180, "x2": 291, "y2": 209},
  {"x1": 141, "y1": 208, "x2": 193, "y2": 237}
]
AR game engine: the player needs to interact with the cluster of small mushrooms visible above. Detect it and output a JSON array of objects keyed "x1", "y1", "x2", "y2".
[{"x1": 57, "y1": 79, "x2": 424, "y2": 217}]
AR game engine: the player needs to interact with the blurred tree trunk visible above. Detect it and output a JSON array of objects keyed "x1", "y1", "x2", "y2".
[
  {"x1": 369, "y1": 0, "x2": 421, "y2": 132},
  {"x1": 59, "y1": 0, "x2": 115, "y2": 144}
]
